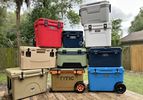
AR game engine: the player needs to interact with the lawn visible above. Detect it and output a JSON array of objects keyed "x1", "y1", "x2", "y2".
[
  {"x1": 0, "y1": 73, "x2": 7, "y2": 85},
  {"x1": 0, "y1": 71, "x2": 143, "y2": 95},
  {"x1": 124, "y1": 71, "x2": 143, "y2": 95}
]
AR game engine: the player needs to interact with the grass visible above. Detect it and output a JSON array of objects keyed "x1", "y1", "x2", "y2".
[
  {"x1": 124, "y1": 71, "x2": 143, "y2": 95},
  {"x1": 0, "y1": 71, "x2": 143, "y2": 95},
  {"x1": 0, "y1": 73, "x2": 7, "y2": 85}
]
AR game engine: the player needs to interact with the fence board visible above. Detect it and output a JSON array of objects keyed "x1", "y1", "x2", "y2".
[
  {"x1": 122, "y1": 46, "x2": 131, "y2": 70},
  {"x1": 131, "y1": 45, "x2": 143, "y2": 72},
  {"x1": 0, "y1": 48, "x2": 18, "y2": 71}
]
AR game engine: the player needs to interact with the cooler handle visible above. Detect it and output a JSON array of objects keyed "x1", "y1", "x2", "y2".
[
  {"x1": 19, "y1": 69, "x2": 45, "y2": 80},
  {"x1": 94, "y1": 69, "x2": 120, "y2": 74},
  {"x1": 94, "y1": 51, "x2": 119, "y2": 54},
  {"x1": 66, "y1": 34, "x2": 80, "y2": 38}
]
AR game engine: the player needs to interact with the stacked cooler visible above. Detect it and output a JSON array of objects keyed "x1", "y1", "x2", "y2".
[
  {"x1": 80, "y1": 1, "x2": 126, "y2": 93},
  {"x1": 50, "y1": 31, "x2": 86, "y2": 93},
  {"x1": 6, "y1": 18, "x2": 63, "y2": 100}
]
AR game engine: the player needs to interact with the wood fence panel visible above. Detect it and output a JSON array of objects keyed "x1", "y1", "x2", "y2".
[
  {"x1": 122, "y1": 46, "x2": 131, "y2": 70},
  {"x1": 0, "y1": 48, "x2": 18, "y2": 71},
  {"x1": 131, "y1": 45, "x2": 143, "y2": 72}
]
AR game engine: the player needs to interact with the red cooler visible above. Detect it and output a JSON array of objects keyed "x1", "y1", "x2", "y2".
[{"x1": 34, "y1": 18, "x2": 63, "y2": 48}]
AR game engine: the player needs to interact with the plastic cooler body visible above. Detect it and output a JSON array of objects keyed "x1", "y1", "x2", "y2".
[
  {"x1": 84, "y1": 22, "x2": 112, "y2": 47},
  {"x1": 88, "y1": 47, "x2": 122, "y2": 67},
  {"x1": 62, "y1": 31, "x2": 83, "y2": 48},
  {"x1": 34, "y1": 18, "x2": 63, "y2": 48},
  {"x1": 88, "y1": 66, "x2": 124, "y2": 91},
  {"x1": 79, "y1": 1, "x2": 111, "y2": 25},
  {"x1": 57, "y1": 48, "x2": 87, "y2": 68}
]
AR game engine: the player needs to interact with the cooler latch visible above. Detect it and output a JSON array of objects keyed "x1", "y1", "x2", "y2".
[
  {"x1": 50, "y1": 49, "x2": 54, "y2": 57},
  {"x1": 104, "y1": 24, "x2": 107, "y2": 30},
  {"x1": 26, "y1": 48, "x2": 31, "y2": 57},
  {"x1": 58, "y1": 22, "x2": 61, "y2": 29},
  {"x1": 44, "y1": 20, "x2": 48, "y2": 26},
  {"x1": 88, "y1": 25, "x2": 92, "y2": 31}
]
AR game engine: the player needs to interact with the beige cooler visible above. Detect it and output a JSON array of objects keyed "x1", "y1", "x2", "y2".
[
  {"x1": 50, "y1": 68, "x2": 85, "y2": 92},
  {"x1": 6, "y1": 68, "x2": 48, "y2": 100},
  {"x1": 20, "y1": 46, "x2": 57, "y2": 69}
]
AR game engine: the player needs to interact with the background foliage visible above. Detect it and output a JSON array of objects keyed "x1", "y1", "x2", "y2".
[{"x1": 129, "y1": 8, "x2": 143, "y2": 33}]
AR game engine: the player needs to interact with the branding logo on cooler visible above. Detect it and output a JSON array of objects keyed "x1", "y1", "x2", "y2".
[{"x1": 60, "y1": 76, "x2": 74, "y2": 80}]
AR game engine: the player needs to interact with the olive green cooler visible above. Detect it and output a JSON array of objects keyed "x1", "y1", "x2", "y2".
[
  {"x1": 57, "y1": 48, "x2": 87, "y2": 68},
  {"x1": 20, "y1": 46, "x2": 57, "y2": 69},
  {"x1": 50, "y1": 68, "x2": 85, "y2": 93},
  {"x1": 6, "y1": 68, "x2": 48, "y2": 100}
]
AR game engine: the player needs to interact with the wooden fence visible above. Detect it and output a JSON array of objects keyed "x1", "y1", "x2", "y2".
[
  {"x1": 0, "y1": 46, "x2": 142, "y2": 72},
  {"x1": 122, "y1": 45, "x2": 143, "y2": 72},
  {"x1": 130, "y1": 45, "x2": 143, "y2": 72},
  {"x1": 0, "y1": 48, "x2": 18, "y2": 71},
  {"x1": 122, "y1": 46, "x2": 131, "y2": 70}
]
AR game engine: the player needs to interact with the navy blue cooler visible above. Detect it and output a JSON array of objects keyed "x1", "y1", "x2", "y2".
[
  {"x1": 62, "y1": 31, "x2": 83, "y2": 48},
  {"x1": 88, "y1": 66, "x2": 126, "y2": 94},
  {"x1": 88, "y1": 47, "x2": 122, "y2": 67}
]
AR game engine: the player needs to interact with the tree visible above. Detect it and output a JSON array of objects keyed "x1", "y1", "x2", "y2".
[
  {"x1": 0, "y1": 5, "x2": 6, "y2": 32},
  {"x1": 112, "y1": 19, "x2": 122, "y2": 46},
  {"x1": 21, "y1": 0, "x2": 82, "y2": 45},
  {"x1": 0, "y1": 12, "x2": 18, "y2": 47},
  {"x1": 2, "y1": 0, "x2": 30, "y2": 66},
  {"x1": 129, "y1": 8, "x2": 143, "y2": 33}
]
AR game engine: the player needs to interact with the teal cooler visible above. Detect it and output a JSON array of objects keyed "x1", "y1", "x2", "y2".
[{"x1": 88, "y1": 66, "x2": 126, "y2": 94}]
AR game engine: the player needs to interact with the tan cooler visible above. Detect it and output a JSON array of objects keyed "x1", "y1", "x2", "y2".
[
  {"x1": 6, "y1": 68, "x2": 48, "y2": 100},
  {"x1": 50, "y1": 68, "x2": 85, "y2": 93},
  {"x1": 20, "y1": 46, "x2": 57, "y2": 69}
]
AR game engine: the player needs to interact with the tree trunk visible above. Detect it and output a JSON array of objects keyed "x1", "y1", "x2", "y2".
[{"x1": 16, "y1": 6, "x2": 21, "y2": 67}]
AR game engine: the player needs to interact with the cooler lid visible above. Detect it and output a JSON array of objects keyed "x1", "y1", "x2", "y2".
[
  {"x1": 58, "y1": 48, "x2": 86, "y2": 52},
  {"x1": 20, "y1": 46, "x2": 57, "y2": 54},
  {"x1": 88, "y1": 67, "x2": 124, "y2": 74},
  {"x1": 6, "y1": 68, "x2": 47, "y2": 78},
  {"x1": 80, "y1": 1, "x2": 110, "y2": 9},
  {"x1": 63, "y1": 31, "x2": 83, "y2": 36},
  {"x1": 50, "y1": 68, "x2": 84, "y2": 75},
  {"x1": 88, "y1": 47, "x2": 122, "y2": 54},
  {"x1": 57, "y1": 48, "x2": 87, "y2": 55},
  {"x1": 34, "y1": 18, "x2": 63, "y2": 28}
]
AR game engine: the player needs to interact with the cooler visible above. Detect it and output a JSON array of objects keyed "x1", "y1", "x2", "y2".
[
  {"x1": 84, "y1": 22, "x2": 112, "y2": 47},
  {"x1": 34, "y1": 18, "x2": 63, "y2": 48},
  {"x1": 88, "y1": 66, "x2": 126, "y2": 93},
  {"x1": 88, "y1": 47, "x2": 122, "y2": 67},
  {"x1": 62, "y1": 31, "x2": 84, "y2": 48},
  {"x1": 79, "y1": 1, "x2": 111, "y2": 25},
  {"x1": 6, "y1": 68, "x2": 48, "y2": 100},
  {"x1": 50, "y1": 68, "x2": 85, "y2": 93},
  {"x1": 20, "y1": 46, "x2": 57, "y2": 69},
  {"x1": 57, "y1": 48, "x2": 87, "y2": 68}
]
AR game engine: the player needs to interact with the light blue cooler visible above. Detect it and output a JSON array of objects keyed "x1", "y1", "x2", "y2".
[{"x1": 88, "y1": 66, "x2": 126, "y2": 94}]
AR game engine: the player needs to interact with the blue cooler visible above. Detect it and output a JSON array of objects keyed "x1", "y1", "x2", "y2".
[
  {"x1": 88, "y1": 66, "x2": 126, "y2": 94},
  {"x1": 62, "y1": 31, "x2": 83, "y2": 48},
  {"x1": 88, "y1": 47, "x2": 122, "y2": 67}
]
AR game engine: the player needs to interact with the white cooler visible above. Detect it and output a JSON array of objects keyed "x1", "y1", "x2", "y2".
[
  {"x1": 79, "y1": 1, "x2": 111, "y2": 25},
  {"x1": 84, "y1": 22, "x2": 112, "y2": 47}
]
